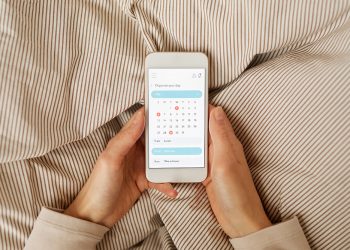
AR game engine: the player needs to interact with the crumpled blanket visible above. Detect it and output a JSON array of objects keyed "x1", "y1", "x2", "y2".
[{"x1": 1, "y1": 0, "x2": 349, "y2": 249}]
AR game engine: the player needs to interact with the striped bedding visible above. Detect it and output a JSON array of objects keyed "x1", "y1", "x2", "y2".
[{"x1": 1, "y1": 0, "x2": 349, "y2": 249}]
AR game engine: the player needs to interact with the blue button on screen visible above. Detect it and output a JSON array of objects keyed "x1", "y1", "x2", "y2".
[
  {"x1": 152, "y1": 147, "x2": 202, "y2": 155},
  {"x1": 151, "y1": 90, "x2": 202, "y2": 98}
]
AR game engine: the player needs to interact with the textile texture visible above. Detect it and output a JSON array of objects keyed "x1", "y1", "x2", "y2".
[{"x1": 1, "y1": 0, "x2": 350, "y2": 249}]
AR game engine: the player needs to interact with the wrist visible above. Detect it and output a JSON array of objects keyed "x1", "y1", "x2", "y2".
[
  {"x1": 226, "y1": 211, "x2": 272, "y2": 238},
  {"x1": 64, "y1": 201, "x2": 110, "y2": 227}
]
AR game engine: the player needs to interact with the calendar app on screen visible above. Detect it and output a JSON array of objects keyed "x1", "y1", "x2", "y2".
[{"x1": 148, "y1": 68, "x2": 205, "y2": 168}]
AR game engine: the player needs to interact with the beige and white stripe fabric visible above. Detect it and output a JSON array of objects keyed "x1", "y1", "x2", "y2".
[{"x1": 1, "y1": 0, "x2": 349, "y2": 249}]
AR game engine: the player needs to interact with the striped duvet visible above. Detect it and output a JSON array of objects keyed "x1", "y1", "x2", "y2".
[{"x1": 1, "y1": 0, "x2": 349, "y2": 249}]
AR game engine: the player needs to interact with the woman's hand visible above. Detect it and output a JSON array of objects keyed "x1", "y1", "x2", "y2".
[
  {"x1": 203, "y1": 106, "x2": 272, "y2": 238},
  {"x1": 64, "y1": 108, "x2": 177, "y2": 228}
]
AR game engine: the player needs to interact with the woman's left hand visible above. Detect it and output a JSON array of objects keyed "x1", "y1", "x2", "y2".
[{"x1": 64, "y1": 107, "x2": 177, "y2": 228}]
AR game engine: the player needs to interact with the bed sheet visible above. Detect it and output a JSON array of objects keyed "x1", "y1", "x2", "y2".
[{"x1": 1, "y1": 0, "x2": 350, "y2": 249}]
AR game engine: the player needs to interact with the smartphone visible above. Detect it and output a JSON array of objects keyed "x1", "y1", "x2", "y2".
[{"x1": 145, "y1": 52, "x2": 208, "y2": 183}]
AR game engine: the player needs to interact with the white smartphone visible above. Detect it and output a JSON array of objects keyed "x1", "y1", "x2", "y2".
[{"x1": 145, "y1": 52, "x2": 208, "y2": 183}]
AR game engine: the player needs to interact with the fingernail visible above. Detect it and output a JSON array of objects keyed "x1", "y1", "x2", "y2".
[
  {"x1": 214, "y1": 107, "x2": 225, "y2": 121},
  {"x1": 169, "y1": 190, "x2": 178, "y2": 198}
]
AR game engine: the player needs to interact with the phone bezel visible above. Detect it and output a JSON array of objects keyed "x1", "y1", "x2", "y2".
[{"x1": 145, "y1": 52, "x2": 208, "y2": 183}]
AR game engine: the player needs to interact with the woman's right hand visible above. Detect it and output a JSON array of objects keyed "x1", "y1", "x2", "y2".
[{"x1": 203, "y1": 106, "x2": 272, "y2": 238}]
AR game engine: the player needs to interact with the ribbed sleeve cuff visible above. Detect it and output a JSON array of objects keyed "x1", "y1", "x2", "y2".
[
  {"x1": 25, "y1": 207, "x2": 109, "y2": 250},
  {"x1": 229, "y1": 217, "x2": 310, "y2": 250}
]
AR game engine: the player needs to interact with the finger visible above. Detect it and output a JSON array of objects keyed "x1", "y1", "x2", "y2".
[
  {"x1": 148, "y1": 182, "x2": 178, "y2": 198},
  {"x1": 202, "y1": 176, "x2": 212, "y2": 186},
  {"x1": 208, "y1": 104, "x2": 215, "y2": 112},
  {"x1": 140, "y1": 131, "x2": 145, "y2": 147},
  {"x1": 208, "y1": 105, "x2": 216, "y2": 145},
  {"x1": 209, "y1": 107, "x2": 238, "y2": 150},
  {"x1": 106, "y1": 108, "x2": 145, "y2": 161},
  {"x1": 121, "y1": 107, "x2": 145, "y2": 132}
]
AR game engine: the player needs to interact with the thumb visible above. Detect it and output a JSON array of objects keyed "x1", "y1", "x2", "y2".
[
  {"x1": 105, "y1": 108, "x2": 145, "y2": 162},
  {"x1": 209, "y1": 107, "x2": 237, "y2": 151},
  {"x1": 148, "y1": 182, "x2": 178, "y2": 198}
]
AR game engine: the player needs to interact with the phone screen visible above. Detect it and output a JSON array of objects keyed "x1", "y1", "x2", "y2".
[{"x1": 148, "y1": 68, "x2": 205, "y2": 169}]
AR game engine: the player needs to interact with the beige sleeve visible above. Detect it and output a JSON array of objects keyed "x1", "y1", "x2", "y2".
[
  {"x1": 230, "y1": 217, "x2": 310, "y2": 250},
  {"x1": 24, "y1": 207, "x2": 109, "y2": 250}
]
